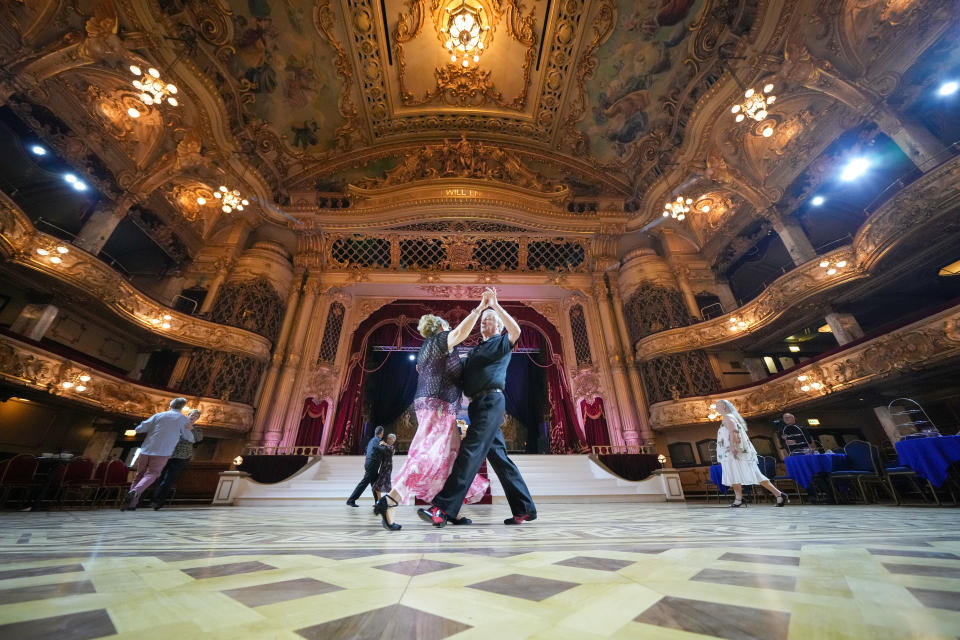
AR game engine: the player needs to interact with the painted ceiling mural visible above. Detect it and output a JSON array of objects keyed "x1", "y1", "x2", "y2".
[{"x1": 578, "y1": 0, "x2": 705, "y2": 165}]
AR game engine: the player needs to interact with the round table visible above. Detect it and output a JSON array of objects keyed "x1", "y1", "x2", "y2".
[
  {"x1": 895, "y1": 435, "x2": 960, "y2": 487},
  {"x1": 784, "y1": 453, "x2": 848, "y2": 489}
]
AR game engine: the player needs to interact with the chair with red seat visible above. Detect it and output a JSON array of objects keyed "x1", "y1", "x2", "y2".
[
  {"x1": 95, "y1": 460, "x2": 131, "y2": 507},
  {"x1": 57, "y1": 458, "x2": 99, "y2": 508},
  {"x1": 0, "y1": 454, "x2": 39, "y2": 507}
]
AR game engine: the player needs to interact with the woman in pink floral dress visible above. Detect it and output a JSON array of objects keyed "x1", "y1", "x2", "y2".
[{"x1": 374, "y1": 295, "x2": 492, "y2": 530}]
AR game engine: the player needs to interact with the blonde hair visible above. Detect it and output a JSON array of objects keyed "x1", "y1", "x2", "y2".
[{"x1": 418, "y1": 314, "x2": 449, "y2": 338}]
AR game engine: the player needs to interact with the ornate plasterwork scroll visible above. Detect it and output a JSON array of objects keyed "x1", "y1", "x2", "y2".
[
  {"x1": 314, "y1": 0, "x2": 366, "y2": 150},
  {"x1": 355, "y1": 135, "x2": 566, "y2": 193},
  {"x1": 0, "y1": 334, "x2": 254, "y2": 433},
  {"x1": 649, "y1": 302, "x2": 960, "y2": 429},
  {"x1": 0, "y1": 195, "x2": 271, "y2": 362}
]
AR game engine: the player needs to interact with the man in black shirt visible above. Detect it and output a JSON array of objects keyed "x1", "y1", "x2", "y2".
[
  {"x1": 419, "y1": 288, "x2": 537, "y2": 527},
  {"x1": 346, "y1": 425, "x2": 384, "y2": 507}
]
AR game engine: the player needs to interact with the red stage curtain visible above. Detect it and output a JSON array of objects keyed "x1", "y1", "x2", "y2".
[
  {"x1": 295, "y1": 398, "x2": 328, "y2": 447},
  {"x1": 580, "y1": 397, "x2": 610, "y2": 447}
]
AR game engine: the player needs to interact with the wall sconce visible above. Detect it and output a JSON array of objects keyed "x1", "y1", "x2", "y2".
[
  {"x1": 818, "y1": 258, "x2": 847, "y2": 276},
  {"x1": 149, "y1": 314, "x2": 173, "y2": 330},
  {"x1": 36, "y1": 244, "x2": 69, "y2": 265},
  {"x1": 657, "y1": 454, "x2": 666, "y2": 468},
  {"x1": 797, "y1": 374, "x2": 824, "y2": 393},
  {"x1": 728, "y1": 316, "x2": 748, "y2": 332},
  {"x1": 60, "y1": 372, "x2": 92, "y2": 393}
]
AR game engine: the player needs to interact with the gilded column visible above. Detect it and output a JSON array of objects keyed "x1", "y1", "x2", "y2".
[
  {"x1": 262, "y1": 274, "x2": 320, "y2": 447},
  {"x1": 167, "y1": 349, "x2": 192, "y2": 388},
  {"x1": 249, "y1": 268, "x2": 305, "y2": 444},
  {"x1": 198, "y1": 258, "x2": 232, "y2": 314},
  {"x1": 607, "y1": 269, "x2": 653, "y2": 446},
  {"x1": 593, "y1": 273, "x2": 641, "y2": 447}
]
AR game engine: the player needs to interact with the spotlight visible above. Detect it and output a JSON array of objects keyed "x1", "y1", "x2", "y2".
[
  {"x1": 811, "y1": 196, "x2": 825, "y2": 206},
  {"x1": 30, "y1": 145, "x2": 47, "y2": 156},
  {"x1": 71, "y1": 181, "x2": 88, "y2": 191},
  {"x1": 938, "y1": 80, "x2": 958, "y2": 96},
  {"x1": 840, "y1": 157, "x2": 870, "y2": 181},
  {"x1": 63, "y1": 173, "x2": 77, "y2": 183},
  {"x1": 408, "y1": 354, "x2": 416, "y2": 361}
]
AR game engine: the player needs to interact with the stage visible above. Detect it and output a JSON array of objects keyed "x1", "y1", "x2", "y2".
[{"x1": 0, "y1": 503, "x2": 958, "y2": 639}]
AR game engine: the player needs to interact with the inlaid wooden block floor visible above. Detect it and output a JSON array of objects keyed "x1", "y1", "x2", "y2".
[{"x1": 1, "y1": 503, "x2": 959, "y2": 639}]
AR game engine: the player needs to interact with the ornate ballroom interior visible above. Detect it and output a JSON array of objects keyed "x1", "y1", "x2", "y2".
[{"x1": 1, "y1": 1, "x2": 959, "y2": 639}]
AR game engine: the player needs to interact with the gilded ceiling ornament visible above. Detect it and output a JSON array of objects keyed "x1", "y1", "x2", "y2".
[{"x1": 354, "y1": 135, "x2": 566, "y2": 193}]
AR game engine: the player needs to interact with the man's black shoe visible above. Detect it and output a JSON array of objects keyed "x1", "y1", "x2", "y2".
[
  {"x1": 447, "y1": 515, "x2": 472, "y2": 525},
  {"x1": 151, "y1": 502, "x2": 164, "y2": 511},
  {"x1": 346, "y1": 500, "x2": 359, "y2": 507}
]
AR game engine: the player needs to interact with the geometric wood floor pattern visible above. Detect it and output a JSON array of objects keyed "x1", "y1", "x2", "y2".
[{"x1": 0, "y1": 502, "x2": 958, "y2": 639}]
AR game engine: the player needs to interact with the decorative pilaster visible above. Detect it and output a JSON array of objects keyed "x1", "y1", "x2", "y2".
[
  {"x1": 250, "y1": 269, "x2": 306, "y2": 444},
  {"x1": 262, "y1": 275, "x2": 321, "y2": 447},
  {"x1": 592, "y1": 273, "x2": 641, "y2": 446},
  {"x1": 607, "y1": 269, "x2": 653, "y2": 445}
]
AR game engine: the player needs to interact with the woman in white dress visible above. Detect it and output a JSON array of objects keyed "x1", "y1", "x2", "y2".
[{"x1": 716, "y1": 399, "x2": 789, "y2": 507}]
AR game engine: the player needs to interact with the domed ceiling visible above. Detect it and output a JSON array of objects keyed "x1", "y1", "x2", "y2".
[{"x1": 180, "y1": 0, "x2": 748, "y2": 198}]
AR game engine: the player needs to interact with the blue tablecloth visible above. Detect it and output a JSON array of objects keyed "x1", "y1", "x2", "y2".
[
  {"x1": 895, "y1": 435, "x2": 960, "y2": 487},
  {"x1": 784, "y1": 453, "x2": 849, "y2": 489},
  {"x1": 708, "y1": 464, "x2": 727, "y2": 494},
  {"x1": 709, "y1": 460, "x2": 768, "y2": 494}
]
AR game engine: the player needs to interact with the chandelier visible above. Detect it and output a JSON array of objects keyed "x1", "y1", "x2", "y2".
[
  {"x1": 797, "y1": 374, "x2": 824, "y2": 393},
  {"x1": 214, "y1": 185, "x2": 249, "y2": 213},
  {"x1": 441, "y1": 0, "x2": 490, "y2": 68},
  {"x1": 663, "y1": 196, "x2": 692, "y2": 221},
  {"x1": 129, "y1": 65, "x2": 179, "y2": 115},
  {"x1": 731, "y1": 83, "x2": 776, "y2": 137},
  {"x1": 707, "y1": 403, "x2": 719, "y2": 421}
]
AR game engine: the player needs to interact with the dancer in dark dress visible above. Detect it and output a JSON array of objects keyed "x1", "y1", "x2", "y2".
[{"x1": 372, "y1": 434, "x2": 397, "y2": 508}]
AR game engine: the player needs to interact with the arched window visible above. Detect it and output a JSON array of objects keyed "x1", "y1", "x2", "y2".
[
  {"x1": 667, "y1": 442, "x2": 697, "y2": 468},
  {"x1": 568, "y1": 304, "x2": 592, "y2": 366},
  {"x1": 318, "y1": 302, "x2": 345, "y2": 363}
]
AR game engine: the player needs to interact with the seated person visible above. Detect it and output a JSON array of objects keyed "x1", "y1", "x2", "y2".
[{"x1": 774, "y1": 413, "x2": 815, "y2": 454}]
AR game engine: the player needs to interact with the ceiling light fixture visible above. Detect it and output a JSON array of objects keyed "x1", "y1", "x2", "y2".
[
  {"x1": 663, "y1": 195, "x2": 692, "y2": 221},
  {"x1": 840, "y1": 157, "x2": 870, "y2": 181},
  {"x1": 731, "y1": 83, "x2": 776, "y2": 135},
  {"x1": 728, "y1": 316, "x2": 748, "y2": 332},
  {"x1": 130, "y1": 65, "x2": 179, "y2": 108},
  {"x1": 441, "y1": 0, "x2": 490, "y2": 68},
  {"x1": 818, "y1": 258, "x2": 847, "y2": 276},
  {"x1": 36, "y1": 244, "x2": 69, "y2": 265},
  {"x1": 707, "y1": 403, "x2": 719, "y2": 421},
  {"x1": 788, "y1": 345, "x2": 800, "y2": 353},
  {"x1": 214, "y1": 185, "x2": 249, "y2": 213}
]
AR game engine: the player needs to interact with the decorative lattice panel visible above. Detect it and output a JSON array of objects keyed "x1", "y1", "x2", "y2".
[
  {"x1": 208, "y1": 278, "x2": 284, "y2": 343},
  {"x1": 641, "y1": 350, "x2": 719, "y2": 404},
  {"x1": 400, "y1": 239, "x2": 447, "y2": 269},
  {"x1": 472, "y1": 239, "x2": 519, "y2": 270},
  {"x1": 179, "y1": 349, "x2": 264, "y2": 405},
  {"x1": 569, "y1": 304, "x2": 592, "y2": 366},
  {"x1": 527, "y1": 241, "x2": 586, "y2": 270},
  {"x1": 318, "y1": 302, "x2": 345, "y2": 363},
  {"x1": 623, "y1": 282, "x2": 696, "y2": 345},
  {"x1": 330, "y1": 237, "x2": 391, "y2": 267}
]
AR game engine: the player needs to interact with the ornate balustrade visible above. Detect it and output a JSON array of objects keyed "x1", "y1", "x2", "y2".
[
  {"x1": 299, "y1": 228, "x2": 592, "y2": 273},
  {"x1": 634, "y1": 153, "x2": 960, "y2": 360},
  {"x1": 242, "y1": 446, "x2": 323, "y2": 456},
  {"x1": 590, "y1": 445, "x2": 653, "y2": 455},
  {"x1": 0, "y1": 333, "x2": 253, "y2": 434},
  {"x1": 0, "y1": 194, "x2": 271, "y2": 362},
  {"x1": 649, "y1": 302, "x2": 960, "y2": 429}
]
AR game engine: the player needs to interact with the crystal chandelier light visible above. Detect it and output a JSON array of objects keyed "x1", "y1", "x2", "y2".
[
  {"x1": 663, "y1": 196, "x2": 692, "y2": 221},
  {"x1": 214, "y1": 185, "x2": 249, "y2": 213},
  {"x1": 129, "y1": 65, "x2": 179, "y2": 116},
  {"x1": 441, "y1": 1, "x2": 490, "y2": 68},
  {"x1": 731, "y1": 83, "x2": 776, "y2": 137}
]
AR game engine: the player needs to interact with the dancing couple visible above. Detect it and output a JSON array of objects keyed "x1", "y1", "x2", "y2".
[{"x1": 373, "y1": 287, "x2": 537, "y2": 530}]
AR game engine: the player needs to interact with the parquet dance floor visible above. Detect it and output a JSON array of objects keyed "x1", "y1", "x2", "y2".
[{"x1": 1, "y1": 502, "x2": 958, "y2": 639}]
